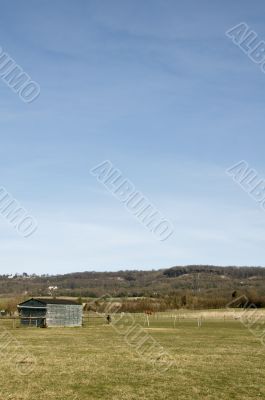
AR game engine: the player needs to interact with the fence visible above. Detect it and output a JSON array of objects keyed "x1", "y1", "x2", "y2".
[
  {"x1": 0, "y1": 317, "x2": 20, "y2": 329},
  {"x1": 82, "y1": 309, "x2": 265, "y2": 329},
  {"x1": 2, "y1": 308, "x2": 265, "y2": 329}
]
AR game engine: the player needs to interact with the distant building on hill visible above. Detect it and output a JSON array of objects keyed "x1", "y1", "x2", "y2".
[{"x1": 17, "y1": 298, "x2": 82, "y2": 327}]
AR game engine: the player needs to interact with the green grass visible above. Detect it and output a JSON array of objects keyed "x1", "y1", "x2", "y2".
[{"x1": 1, "y1": 313, "x2": 265, "y2": 399}]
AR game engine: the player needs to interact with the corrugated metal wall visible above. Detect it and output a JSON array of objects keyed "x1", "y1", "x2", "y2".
[{"x1": 46, "y1": 304, "x2": 82, "y2": 327}]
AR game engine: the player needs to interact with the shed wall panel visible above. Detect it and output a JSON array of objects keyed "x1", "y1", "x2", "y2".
[{"x1": 46, "y1": 304, "x2": 82, "y2": 327}]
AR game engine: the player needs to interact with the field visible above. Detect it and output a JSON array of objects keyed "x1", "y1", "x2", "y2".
[{"x1": 1, "y1": 311, "x2": 265, "y2": 400}]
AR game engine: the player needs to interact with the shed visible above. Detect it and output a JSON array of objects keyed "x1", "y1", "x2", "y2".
[{"x1": 17, "y1": 298, "x2": 83, "y2": 327}]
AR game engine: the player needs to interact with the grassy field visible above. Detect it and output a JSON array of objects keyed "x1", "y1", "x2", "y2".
[{"x1": 1, "y1": 312, "x2": 265, "y2": 400}]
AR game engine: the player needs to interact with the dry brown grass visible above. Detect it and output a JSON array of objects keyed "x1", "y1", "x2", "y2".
[{"x1": 0, "y1": 313, "x2": 265, "y2": 399}]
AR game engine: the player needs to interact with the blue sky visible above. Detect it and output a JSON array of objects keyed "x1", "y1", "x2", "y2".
[{"x1": 1, "y1": 0, "x2": 265, "y2": 274}]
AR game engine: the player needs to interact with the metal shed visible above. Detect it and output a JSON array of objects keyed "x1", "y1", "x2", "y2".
[{"x1": 17, "y1": 298, "x2": 83, "y2": 327}]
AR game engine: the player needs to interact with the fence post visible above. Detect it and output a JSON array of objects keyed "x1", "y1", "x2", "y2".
[{"x1": 146, "y1": 315, "x2": 149, "y2": 327}]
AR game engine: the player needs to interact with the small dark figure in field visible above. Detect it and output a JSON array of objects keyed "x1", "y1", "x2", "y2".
[{"x1": 106, "y1": 314, "x2": 111, "y2": 324}]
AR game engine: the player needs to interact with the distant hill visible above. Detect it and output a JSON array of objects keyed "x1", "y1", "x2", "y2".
[{"x1": 1, "y1": 265, "x2": 265, "y2": 302}]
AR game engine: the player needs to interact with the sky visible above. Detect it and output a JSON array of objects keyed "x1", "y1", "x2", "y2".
[{"x1": 0, "y1": 0, "x2": 265, "y2": 274}]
